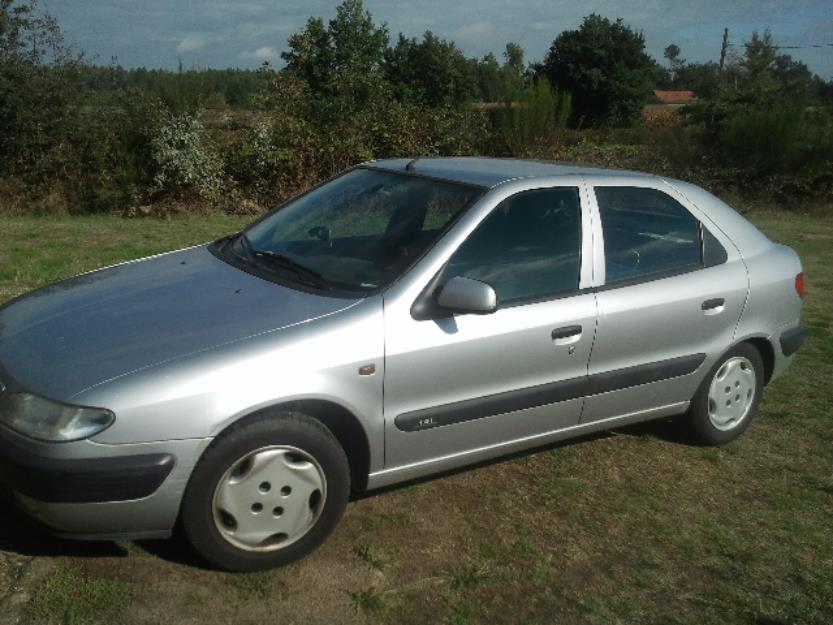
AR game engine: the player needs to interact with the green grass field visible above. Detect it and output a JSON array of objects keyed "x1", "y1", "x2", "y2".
[{"x1": 0, "y1": 209, "x2": 831, "y2": 625}]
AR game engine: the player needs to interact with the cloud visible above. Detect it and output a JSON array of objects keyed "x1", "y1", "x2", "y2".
[
  {"x1": 203, "y1": 2, "x2": 267, "y2": 19},
  {"x1": 450, "y1": 21, "x2": 498, "y2": 48},
  {"x1": 239, "y1": 46, "x2": 277, "y2": 61},
  {"x1": 43, "y1": 0, "x2": 833, "y2": 77},
  {"x1": 176, "y1": 34, "x2": 207, "y2": 53}
]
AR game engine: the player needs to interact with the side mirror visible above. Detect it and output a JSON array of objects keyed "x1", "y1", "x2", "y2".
[{"x1": 436, "y1": 276, "x2": 497, "y2": 315}]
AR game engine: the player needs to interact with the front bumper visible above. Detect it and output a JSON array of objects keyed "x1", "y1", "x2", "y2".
[
  {"x1": 0, "y1": 424, "x2": 211, "y2": 539},
  {"x1": 0, "y1": 426, "x2": 174, "y2": 504}
]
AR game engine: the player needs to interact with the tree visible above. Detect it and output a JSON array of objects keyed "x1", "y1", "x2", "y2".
[
  {"x1": 328, "y1": 0, "x2": 388, "y2": 74},
  {"x1": 687, "y1": 30, "x2": 833, "y2": 176},
  {"x1": 673, "y1": 61, "x2": 722, "y2": 98},
  {"x1": 384, "y1": 31, "x2": 477, "y2": 106},
  {"x1": 0, "y1": 0, "x2": 82, "y2": 176},
  {"x1": 282, "y1": 17, "x2": 334, "y2": 92},
  {"x1": 281, "y1": 0, "x2": 388, "y2": 96},
  {"x1": 539, "y1": 14, "x2": 654, "y2": 126},
  {"x1": 663, "y1": 43, "x2": 685, "y2": 86},
  {"x1": 476, "y1": 52, "x2": 502, "y2": 101},
  {"x1": 663, "y1": 44, "x2": 682, "y2": 65},
  {"x1": 501, "y1": 41, "x2": 526, "y2": 97},
  {"x1": 710, "y1": 30, "x2": 815, "y2": 106},
  {"x1": 772, "y1": 53, "x2": 814, "y2": 102},
  {"x1": 503, "y1": 42, "x2": 524, "y2": 73},
  {"x1": 741, "y1": 30, "x2": 777, "y2": 82}
]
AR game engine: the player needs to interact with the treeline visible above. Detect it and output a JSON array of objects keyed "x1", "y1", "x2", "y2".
[
  {"x1": 77, "y1": 66, "x2": 268, "y2": 109},
  {"x1": 74, "y1": 22, "x2": 833, "y2": 117},
  {"x1": 654, "y1": 38, "x2": 832, "y2": 103},
  {"x1": 1, "y1": 0, "x2": 831, "y2": 216},
  {"x1": 75, "y1": 36, "x2": 533, "y2": 112}
]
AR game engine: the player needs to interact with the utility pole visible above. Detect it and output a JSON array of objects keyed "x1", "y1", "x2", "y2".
[{"x1": 719, "y1": 28, "x2": 729, "y2": 71}]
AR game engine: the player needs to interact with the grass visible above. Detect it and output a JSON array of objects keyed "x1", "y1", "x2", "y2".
[
  {"x1": 23, "y1": 563, "x2": 131, "y2": 625},
  {"x1": 226, "y1": 570, "x2": 285, "y2": 601},
  {"x1": 446, "y1": 563, "x2": 490, "y2": 590},
  {"x1": 0, "y1": 207, "x2": 831, "y2": 625},
  {"x1": 0, "y1": 214, "x2": 247, "y2": 302},
  {"x1": 354, "y1": 544, "x2": 388, "y2": 570},
  {"x1": 350, "y1": 587, "x2": 388, "y2": 614}
]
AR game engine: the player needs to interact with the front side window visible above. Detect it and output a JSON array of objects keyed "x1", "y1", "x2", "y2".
[
  {"x1": 596, "y1": 187, "x2": 703, "y2": 284},
  {"x1": 443, "y1": 187, "x2": 582, "y2": 305},
  {"x1": 215, "y1": 168, "x2": 483, "y2": 294}
]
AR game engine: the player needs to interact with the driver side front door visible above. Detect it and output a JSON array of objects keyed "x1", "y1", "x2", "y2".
[{"x1": 381, "y1": 185, "x2": 598, "y2": 472}]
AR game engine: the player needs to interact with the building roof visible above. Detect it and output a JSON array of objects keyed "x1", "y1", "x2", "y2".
[
  {"x1": 653, "y1": 90, "x2": 696, "y2": 105},
  {"x1": 368, "y1": 157, "x2": 653, "y2": 188}
]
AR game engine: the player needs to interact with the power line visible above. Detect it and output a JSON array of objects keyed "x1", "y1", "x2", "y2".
[{"x1": 727, "y1": 42, "x2": 833, "y2": 49}]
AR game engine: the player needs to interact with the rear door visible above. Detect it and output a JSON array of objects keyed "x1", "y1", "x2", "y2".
[{"x1": 581, "y1": 181, "x2": 748, "y2": 423}]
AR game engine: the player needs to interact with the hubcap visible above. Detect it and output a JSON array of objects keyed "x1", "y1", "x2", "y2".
[
  {"x1": 707, "y1": 356, "x2": 756, "y2": 431},
  {"x1": 212, "y1": 446, "x2": 326, "y2": 552}
]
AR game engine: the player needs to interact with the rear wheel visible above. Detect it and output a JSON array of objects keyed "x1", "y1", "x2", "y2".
[
  {"x1": 181, "y1": 412, "x2": 349, "y2": 571},
  {"x1": 687, "y1": 343, "x2": 764, "y2": 445}
]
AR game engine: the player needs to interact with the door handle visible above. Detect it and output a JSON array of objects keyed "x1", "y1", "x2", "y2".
[
  {"x1": 551, "y1": 325, "x2": 583, "y2": 345},
  {"x1": 701, "y1": 298, "x2": 725, "y2": 315}
]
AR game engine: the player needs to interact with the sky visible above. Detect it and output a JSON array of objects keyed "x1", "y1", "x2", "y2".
[{"x1": 43, "y1": 0, "x2": 833, "y2": 78}]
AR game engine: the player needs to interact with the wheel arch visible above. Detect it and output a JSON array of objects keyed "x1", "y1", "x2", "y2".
[
  {"x1": 734, "y1": 335, "x2": 775, "y2": 386},
  {"x1": 209, "y1": 399, "x2": 372, "y2": 493}
]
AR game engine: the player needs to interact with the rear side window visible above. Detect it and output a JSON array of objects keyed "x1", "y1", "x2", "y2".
[
  {"x1": 444, "y1": 187, "x2": 582, "y2": 305},
  {"x1": 596, "y1": 187, "x2": 710, "y2": 284}
]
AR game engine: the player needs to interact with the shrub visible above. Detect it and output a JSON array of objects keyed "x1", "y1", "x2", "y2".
[
  {"x1": 149, "y1": 110, "x2": 225, "y2": 203},
  {"x1": 227, "y1": 70, "x2": 487, "y2": 207},
  {"x1": 719, "y1": 105, "x2": 833, "y2": 175}
]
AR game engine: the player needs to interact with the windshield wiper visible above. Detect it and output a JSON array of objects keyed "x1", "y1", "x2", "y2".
[
  {"x1": 253, "y1": 250, "x2": 325, "y2": 282},
  {"x1": 236, "y1": 233, "x2": 329, "y2": 288}
]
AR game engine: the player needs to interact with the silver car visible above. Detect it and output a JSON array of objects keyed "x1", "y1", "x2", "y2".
[{"x1": 0, "y1": 158, "x2": 806, "y2": 571}]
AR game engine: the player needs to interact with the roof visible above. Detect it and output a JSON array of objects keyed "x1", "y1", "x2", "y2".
[
  {"x1": 653, "y1": 90, "x2": 696, "y2": 105},
  {"x1": 367, "y1": 157, "x2": 772, "y2": 256},
  {"x1": 368, "y1": 157, "x2": 653, "y2": 188}
]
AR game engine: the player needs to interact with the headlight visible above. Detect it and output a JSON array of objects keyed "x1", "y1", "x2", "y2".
[{"x1": 0, "y1": 392, "x2": 115, "y2": 442}]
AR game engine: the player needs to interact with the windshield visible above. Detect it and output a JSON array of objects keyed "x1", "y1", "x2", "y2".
[{"x1": 220, "y1": 168, "x2": 483, "y2": 294}]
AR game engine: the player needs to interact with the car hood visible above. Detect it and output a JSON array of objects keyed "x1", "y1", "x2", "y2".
[{"x1": 0, "y1": 246, "x2": 360, "y2": 400}]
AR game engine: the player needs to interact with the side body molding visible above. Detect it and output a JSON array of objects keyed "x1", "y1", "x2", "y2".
[{"x1": 395, "y1": 353, "x2": 706, "y2": 432}]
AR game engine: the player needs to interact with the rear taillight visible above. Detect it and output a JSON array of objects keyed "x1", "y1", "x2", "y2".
[{"x1": 795, "y1": 272, "x2": 805, "y2": 299}]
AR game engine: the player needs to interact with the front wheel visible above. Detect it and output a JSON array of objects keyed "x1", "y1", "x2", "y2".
[
  {"x1": 180, "y1": 412, "x2": 350, "y2": 572},
  {"x1": 687, "y1": 343, "x2": 764, "y2": 446}
]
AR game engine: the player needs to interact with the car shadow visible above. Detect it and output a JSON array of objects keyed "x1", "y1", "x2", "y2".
[
  {"x1": 0, "y1": 499, "x2": 125, "y2": 558},
  {"x1": 0, "y1": 497, "x2": 211, "y2": 568},
  {"x1": 354, "y1": 416, "x2": 696, "y2": 501},
  {"x1": 0, "y1": 418, "x2": 695, "y2": 565},
  {"x1": 133, "y1": 536, "x2": 211, "y2": 569},
  {"x1": 611, "y1": 416, "x2": 695, "y2": 445}
]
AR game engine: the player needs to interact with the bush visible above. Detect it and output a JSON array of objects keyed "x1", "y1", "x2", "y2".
[
  {"x1": 226, "y1": 70, "x2": 487, "y2": 207},
  {"x1": 51, "y1": 92, "x2": 160, "y2": 213},
  {"x1": 149, "y1": 110, "x2": 225, "y2": 203},
  {"x1": 719, "y1": 105, "x2": 833, "y2": 175}
]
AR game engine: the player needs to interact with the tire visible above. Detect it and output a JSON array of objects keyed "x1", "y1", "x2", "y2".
[
  {"x1": 181, "y1": 411, "x2": 350, "y2": 572},
  {"x1": 687, "y1": 343, "x2": 765, "y2": 446}
]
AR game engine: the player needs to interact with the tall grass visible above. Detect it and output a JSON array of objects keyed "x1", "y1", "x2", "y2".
[{"x1": 499, "y1": 78, "x2": 572, "y2": 157}]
